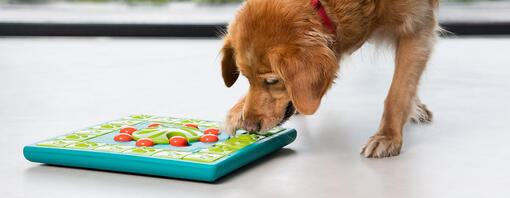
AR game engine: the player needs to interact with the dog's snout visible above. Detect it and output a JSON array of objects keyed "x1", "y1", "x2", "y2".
[{"x1": 243, "y1": 118, "x2": 261, "y2": 132}]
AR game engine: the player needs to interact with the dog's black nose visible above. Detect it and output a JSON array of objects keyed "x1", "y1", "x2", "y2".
[{"x1": 243, "y1": 118, "x2": 261, "y2": 132}]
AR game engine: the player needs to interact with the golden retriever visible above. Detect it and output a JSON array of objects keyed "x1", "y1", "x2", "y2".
[{"x1": 220, "y1": 0, "x2": 438, "y2": 158}]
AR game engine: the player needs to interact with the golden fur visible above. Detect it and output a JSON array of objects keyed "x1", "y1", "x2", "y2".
[{"x1": 220, "y1": 0, "x2": 438, "y2": 158}]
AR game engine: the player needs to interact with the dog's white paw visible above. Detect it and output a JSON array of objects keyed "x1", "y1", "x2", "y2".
[
  {"x1": 222, "y1": 105, "x2": 244, "y2": 137},
  {"x1": 360, "y1": 134, "x2": 402, "y2": 158},
  {"x1": 221, "y1": 96, "x2": 247, "y2": 136},
  {"x1": 409, "y1": 99, "x2": 433, "y2": 124},
  {"x1": 222, "y1": 113, "x2": 241, "y2": 136}
]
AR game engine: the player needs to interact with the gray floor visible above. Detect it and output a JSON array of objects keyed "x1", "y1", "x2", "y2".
[{"x1": 1, "y1": 37, "x2": 509, "y2": 198}]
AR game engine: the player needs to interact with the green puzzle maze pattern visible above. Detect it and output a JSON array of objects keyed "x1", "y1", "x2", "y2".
[
  {"x1": 132, "y1": 125, "x2": 204, "y2": 144},
  {"x1": 36, "y1": 115, "x2": 285, "y2": 163}
]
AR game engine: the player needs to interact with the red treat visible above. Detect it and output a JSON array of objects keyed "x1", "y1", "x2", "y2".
[
  {"x1": 200, "y1": 134, "x2": 219, "y2": 143},
  {"x1": 136, "y1": 138, "x2": 154, "y2": 147},
  {"x1": 204, "y1": 128, "x2": 220, "y2": 135},
  {"x1": 184, "y1": 123, "x2": 198, "y2": 129},
  {"x1": 120, "y1": 126, "x2": 137, "y2": 135},
  {"x1": 114, "y1": 133, "x2": 133, "y2": 141},
  {"x1": 169, "y1": 136, "x2": 188, "y2": 147},
  {"x1": 147, "y1": 123, "x2": 161, "y2": 128}
]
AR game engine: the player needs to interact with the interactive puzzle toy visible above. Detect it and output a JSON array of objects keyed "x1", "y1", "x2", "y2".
[{"x1": 23, "y1": 115, "x2": 297, "y2": 182}]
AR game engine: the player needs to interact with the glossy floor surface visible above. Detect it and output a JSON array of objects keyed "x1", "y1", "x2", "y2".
[{"x1": 1, "y1": 37, "x2": 509, "y2": 198}]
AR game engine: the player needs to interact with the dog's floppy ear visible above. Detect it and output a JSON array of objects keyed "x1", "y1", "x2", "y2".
[
  {"x1": 220, "y1": 39, "x2": 239, "y2": 87},
  {"x1": 269, "y1": 45, "x2": 337, "y2": 115}
]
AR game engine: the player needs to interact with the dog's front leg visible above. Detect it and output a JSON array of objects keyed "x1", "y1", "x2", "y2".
[
  {"x1": 361, "y1": 31, "x2": 435, "y2": 158},
  {"x1": 222, "y1": 95, "x2": 246, "y2": 136}
]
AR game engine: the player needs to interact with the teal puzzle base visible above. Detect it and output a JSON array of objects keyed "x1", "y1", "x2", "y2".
[{"x1": 23, "y1": 115, "x2": 297, "y2": 182}]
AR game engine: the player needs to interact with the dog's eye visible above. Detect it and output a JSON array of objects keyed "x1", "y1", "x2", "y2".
[{"x1": 264, "y1": 78, "x2": 279, "y2": 85}]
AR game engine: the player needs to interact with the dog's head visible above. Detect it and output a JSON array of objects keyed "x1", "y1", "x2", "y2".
[{"x1": 221, "y1": 0, "x2": 338, "y2": 134}]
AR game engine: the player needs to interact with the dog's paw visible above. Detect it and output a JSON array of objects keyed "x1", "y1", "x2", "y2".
[
  {"x1": 409, "y1": 100, "x2": 433, "y2": 124},
  {"x1": 222, "y1": 97, "x2": 246, "y2": 136},
  {"x1": 222, "y1": 112, "x2": 241, "y2": 136},
  {"x1": 360, "y1": 135, "x2": 402, "y2": 158},
  {"x1": 222, "y1": 125, "x2": 237, "y2": 137}
]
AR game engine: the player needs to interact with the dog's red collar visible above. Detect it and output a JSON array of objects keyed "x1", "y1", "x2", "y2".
[{"x1": 311, "y1": 0, "x2": 336, "y2": 36}]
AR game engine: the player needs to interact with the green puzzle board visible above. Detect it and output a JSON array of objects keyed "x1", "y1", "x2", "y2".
[{"x1": 23, "y1": 115, "x2": 297, "y2": 182}]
